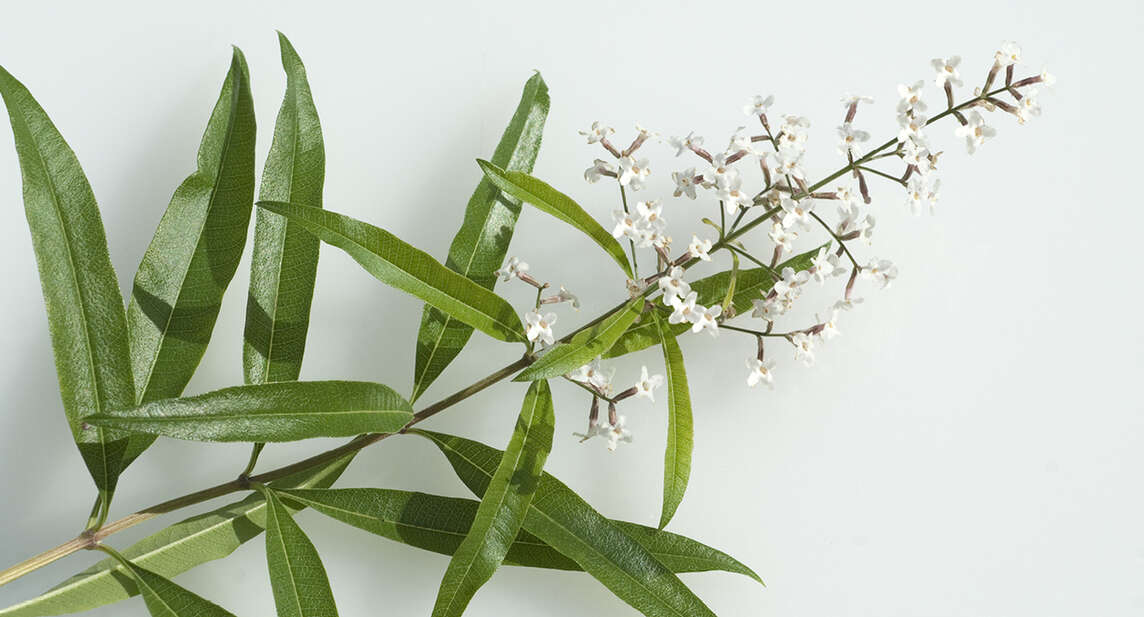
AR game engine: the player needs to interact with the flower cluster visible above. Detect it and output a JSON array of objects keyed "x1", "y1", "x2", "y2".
[{"x1": 501, "y1": 41, "x2": 1050, "y2": 450}]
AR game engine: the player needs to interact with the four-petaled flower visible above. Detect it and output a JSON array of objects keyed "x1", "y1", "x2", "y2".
[
  {"x1": 746, "y1": 358, "x2": 776, "y2": 388},
  {"x1": 579, "y1": 121, "x2": 613, "y2": 144},
  {"x1": 524, "y1": 311, "x2": 557, "y2": 345},
  {"x1": 688, "y1": 235, "x2": 713, "y2": 261},
  {"x1": 691, "y1": 304, "x2": 722, "y2": 337},
  {"x1": 584, "y1": 158, "x2": 616, "y2": 183},
  {"x1": 672, "y1": 168, "x2": 698, "y2": 199},
  {"x1": 658, "y1": 267, "x2": 691, "y2": 306},
  {"x1": 931, "y1": 56, "x2": 963, "y2": 87},
  {"x1": 494, "y1": 256, "x2": 528, "y2": 282},
  {"x1": 743, "y1": 94, "x2": 775, "y2": 117},
  {"x1": 618, "y1": 156, "x2": 651, "y2": 190},
  {"x1": 716, "y1": 175, "x2": 752, "y2": 214},
  {"x1": 634, "y1": 366, "x2": 664, "y2": 402},
  {"x1": 955, "y1": 111, "x2": 996, "y2": 154}
]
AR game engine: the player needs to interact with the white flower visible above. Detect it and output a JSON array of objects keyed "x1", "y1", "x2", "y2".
[
  {"x1": 579, "y1": 121, "x2": 614, "y2": 144},
  {"x1": 773, "y1": 266, "x2": 809, "y2": 300},
  {"x1": 668, "y1": 291, "x2": 699, "y2": 325},
  {"x1": 772, "y1": 148, "x2": 806, "y2": 181},
  {"x1": 634, "y1": 123, "x2": 658, "y2": 140},
  {"x1": 841, "y1": 93, "x2": 874, "y2": 108},
  {"x1": 837, "y1": 211, "x2": 874, "y2": 245},
  {"x1": 618, "y1": 156, "x2": 650, "y2": 190},
  {"x1": 705, "y1": 152, "x2": 740, "y2": 187},
  {"x1": 494, "y1": 256, "x2": 529, "y2": 282},
  {"x1": 667, "y1": 132, "x2": 703, "y2": 157},
  {"x1": 769, "y1": 221, "x2": 797, "y2": 254},
  {"x1": 836, "y1": 122, "x2": 870, "y2": 156},
  {"x1": 905, "y1": 177, "x2": 941, "y2": 215},
  {"x1": 791, "y1": 332, "x2": 816, "y2": 366},
  {"x1": 931, "y1": 56, "x2": 963, "y2": 87},
  {"x1": 728, "y1": 127, "x2": 758, "y2": 155},
  {"x1": 716, "y1": 175, "x2": 752, "y2": 214},
  {"x1": 833, "y1": 297, "x2": 864, "y2": 312},
  {"x1": 743, "y1": 94, "x2": 775, "y2": 117},
  {"x1": 746, "y1": 357, "x2": 776, "y2": 388},
  {"x1": 688, "y1": 235, "x2": 713, "y2": 261},
  {"x1": 672, "y1": 168, "x2": 699, "y2": 199},
  {"x1": 636, "y1": 225, "x2": 670, "y2": 250},
  {"x1": 634, "y1": 366, "x2": 664, "y2": 402},
  {"x1": 780, "y1": 197, "x2": 816, "y2": 230},
  {"x1": 955, "y1": 111, "x2": 996, "y2": 154},
  {"x1": 612, "y1": 209, "x2": 639, "y2": 239},
  {"x1": 836, "y1": 184, "x2": 861, "y2": 217},
  {"x1": 897, "y1": 112, "x2": 929, "y2": 143},
  {"x1": 524, "y1": 311, "x2": 557, "y2": 345},
  {"x1": 995, "y1": 41, "x2": 1021, "y2": 67},
  {"x1": 635, "y1": 199, "x2": 665, "y2": 230},
  {"x1": 862, "y1": 258, "x2": 899, "y2": 289},
  {"x1": 810, "y1": 246, "x2": 843, "y2": 282},
  {"x1": 658, "y1": 267, "x2": 691, "y2": 306},
  {"x1": 751, "y1": 296, "x2": 786, "y2": 320},
  {"x1": 896, "y1": 80, "x2": 927, "y2": 114},
  {"x1": 568, "y1": 357, "x2": 615, "y2": 394},
  {"x1": 606, "y1": 416, "x2": 633, "y2": 451},
  {"x1": 1039, "y1": 68, "x2": 1056, "y2": 88},
  {"x1": 691, "y1": 304, "x2": 722, "y2": 337},
  {"x1": 818, "y1": 310, "x2": 841, "y2": 340},
  {"x1": 584, "y1": 159, "x2": 616, "y2": 183},
  {"x1": 1015, "y1": 89, "x2": 1042, "y2": 124},
  {"x1": 554, "y1": 285, "x2": 580, "y2": 310}
]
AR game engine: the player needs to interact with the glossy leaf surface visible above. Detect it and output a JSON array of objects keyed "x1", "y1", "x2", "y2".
[
  {"x1": 258, "y1": 487, "x2": 339, "y2": 617},
  {"x1": 655, "y1": 314, "x2": 693, "y2": 529}
]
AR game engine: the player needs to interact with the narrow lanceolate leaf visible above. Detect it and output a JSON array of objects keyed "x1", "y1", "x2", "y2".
[
  {"x1": 97, "y1": 549, "x2": 236, "y2": 617},
  {"x1": 604, "y1": 243, "x2": 828, "y2": 358},
  {"x1": 477, "y1": 159, "x2": 633, "y2": 278},
  {"x1": 655, "y1": 314, "x2": 692, "y2": 530},
  {"x1": 416, "y1": 431, "x2": 717, "y2": 617},
  {"x1": 244, "y1": 32, "x2": 325, "y2": 387},
  {"x1": 515, "y1": 297, "x2": 643, "y2": 382},
  {"x1": 0, "y1": 455, "x2": 355, "y2": 617},
  {"x1": 258, "y1": 201, "x2": 526, "y2": 344},
  {"x1": 276, "y1": 488, "x2": 760, "y2": 582},
  {"x1": 258, "y1": 487, "x2": 339, "y2": 617},
  {"x1": 432, "y1": 380, "x2": 555, "y2": 617},
  {"x1": 0, "y1": 63, "x2": 135, "y2": 496},
  {"x1": 87, "y1": 381, "x2": 412, "y2": 443},
  {"x1": 411, "y1": 73, "x2": 549, "y2": 402},
  {"x1": 122, "y1": 48, "x2": 257, "y2": 469}
]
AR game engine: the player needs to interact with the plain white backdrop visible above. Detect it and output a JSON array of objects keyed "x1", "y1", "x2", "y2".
[{"x1": 0, "y1": 1, "x2": 1141, "y2": 615}]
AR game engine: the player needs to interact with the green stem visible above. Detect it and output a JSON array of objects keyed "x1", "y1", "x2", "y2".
[{"x1": 618, "y1": 184, "x2": 639, "y2": 278}]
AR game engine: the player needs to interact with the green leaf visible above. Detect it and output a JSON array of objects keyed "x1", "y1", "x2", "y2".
[
  {"x1": 87, "y1": 381, "x2": 412, "y2": 443},
  {"x1": 123, "y1": 47, "x2": 258, "y2": 469},
  {"x1": 96, "y1": 548, "x2": 236, "y2": 617},
  {"x1": 515, "y1": 297, "x2": 643, "y2": 382},
  {"x1": 275, "y1": 489, "x2": 759, "y2": 581},
  {"x1": 244, "y1": 33, "x2": 324, "y2": 388},
  {"x1": 0, "y1": 62, "x2": 136, "y2": 497},
  {"x1": 432, "y1": 380, "x2": 555, "y2": 616},
  {"x1": 0, "y1": 455, "x2": 355, "y2": 617},
  {"x1": 655, "y1": 314, "x2": 693, "y2": 530},
  {"x1": 257, "y1": 487, "x2": 339, "y2": 617},
  {"x1": 258, "y1": 200, "x2": 526, "y2": 344},
  {"x1": 477, "y1": 159, "x2": 633, "y2": 278},
  {"x1": 416, "y1": 431, "x2": 717, "y2": 617},
  {"x1": 604, "y1": 243, "x2": 827, "y2": 358},
  {"x1": 411, "y1": 73, "x2": 549, "y2": 402}
]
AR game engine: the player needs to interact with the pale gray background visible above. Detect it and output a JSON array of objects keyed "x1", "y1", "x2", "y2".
[{"x1": 1, "y1": 0, "x2": 1141, "y2": 615}]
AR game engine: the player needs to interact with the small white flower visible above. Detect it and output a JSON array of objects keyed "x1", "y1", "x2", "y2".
[
  {"x1": 1014, "y1": 89, "x2": 1042, "y2": 124},
  {"x1": 1039, "y1": 68, "x2": 1056, "y2": 88},
  {"x1": 931, "y1": 56, "x2": 964, "y2": 88},
  {"x1": 524, "y1": 311, "x2": 557, "y2": 345},
  {"x1": 634, "y1": 366, "x2": 664, "y2": 402},
  {"x1": 780, "y1": 197, "x2": 816, "y2": 230},
  {"x1": 751, "y1": 296, "x2": 786, "y2": 320},
  {"x1": 904, "y1": 176, "x2": 928, "y2": 216},
  {"x1": 634, "y1": 123, "x2": 658, "y2": 140},
  {"x1": 837, "y1": 211, "x2": 874, "y2": 245},
  {"x1": 494, "y1": 256, "x2": 529, "y2": 282},
  {"x1": 658, "y1": 267, "x2": 691, "y2": 306},
  {"x1": 584, "y1": 158, "x2": 616, "y2": 183},
  {"x1": 568, "y1": 357, "x2": 615, "y2": 394},
  {"x1": 746, "y1": 357, "x2": 776, "y2": 388},
  {"x1": 841, "y1": 93, "x2": 875, "y2": 108},
  {"x1": 862, "y1": 258, "x2": 899, "y2": 289},
  {"x1": 554, "y1": 285, "x2": 580, "y2": 310},
  {"x1": 635, "y1": 199, "x2": 666, "y2": 230},
  {"x1": 688, "y1": 235, "x2": 713, "y2": 261},
  {"x1": 691, "y1": 304, "x2": 722, "y2": 337},
  {"x1": 728, "y1": 127, "x2": 758, "y2": 156},
  {"x1": 896, "y1": 80, "x2": 927, "y2": 114},
  {"x1": 618, "y1": 156, "x2": 651, "y2": 190},
  {"x1": 667, "y1": 132, "x2": 703, "y2": 157},
  {"x1": 716, "y1": 175, "x2": 752, "y2": 214},
  {"x1": 705, "y1": 152, "x2": 740, "y2": 187},
  {"x1": 955, "y1": 111, "x2": 996, "y2": 154},
  {"x1": 773, "y1": 266, "x2": 809, "y2": 300},
  {"x1": 579, "y1": 121, "x2": 614, "y2": 144},
  {"x1": 672, "y1": 168, "x2": 699, "y2": 199},
  {"x1": 771, "y1": 148, "x2": 806, "y2": 181},
  {"x1": 769, "y1": 221, "x2": 797, "y2": 254},
  {"x1": 833, "y1": 297, "x2": 864, "y2": 312},
  {"x1": 791, "y1": 332, "x2": 816, "y2": 366},
  {"x1": 743, "y1": 94, "x2": 775, "y2": 117},
  {"x1": 636, "y1": 225, "x2": 670, "y2": 250},
  {"x1": 836, "y1": 122, "x2": 870, "y2": 156},
  {"x1": 897, "y1": 112, "x2": 929, "y2": 143},
  {"x1": 995, "y1": 41, "x2": 1021, "y2": 67},
  {"x1": 818, "y1": 310, "x2": 841, "y2": 340},
  {"x1": 668, "y1": 291, "x2": 699, "y2": 325},
  {"x1": 612, "y1": 209, "x2": 639, "y2": 239},
  {"x1": 810, "y1": 246, "x2": 843, "y2": 282},
  {"x1": 606, "y1": 416, "x2": 633, "y2": 451}
]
